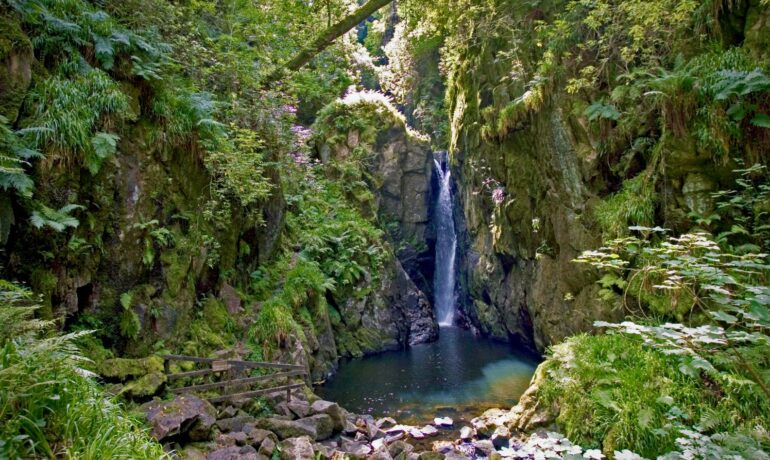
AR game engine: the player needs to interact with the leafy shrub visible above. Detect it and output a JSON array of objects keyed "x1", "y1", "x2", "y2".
[
  {"x1": 594, "y1": 174, "x2": 655, "y2": 238},
  {"x1": 538, "y1": 333, "x2": 769, "y2": 458},
  {"x1": 23, "y1": 69, "x2": 128, "y2": 171},
  {"x1": 7, "y1": 0, "x2": 169, "y2": 75},
  {"x1": 0, "y1": 281, "x2": 166, "y2": 459}
]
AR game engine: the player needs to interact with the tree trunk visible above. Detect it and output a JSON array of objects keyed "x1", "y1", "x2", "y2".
[{"x1": 266, "y1": 0, "x2": 393, "y2": 84}]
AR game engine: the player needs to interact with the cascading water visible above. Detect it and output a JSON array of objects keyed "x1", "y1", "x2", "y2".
[
  {"x1": 433, "y1": 153, "x2": 458, "y2": 327},
  {"x1": 319, "y1": 153, "x2": 539, "y2": 424}
]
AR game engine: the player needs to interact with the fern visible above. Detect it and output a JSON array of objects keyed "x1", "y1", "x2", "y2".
[
  {"x1": 585, "y1": 101, "x2": 621, "y2": 121},
  {"x1": 30, "y1": 203, "x2": 83, "y2": 231},
  {"x1": 0, "y1": 281, "x2": 166, "y2": 459}
]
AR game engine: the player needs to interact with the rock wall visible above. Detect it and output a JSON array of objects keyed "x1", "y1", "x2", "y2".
[
  {"x1": 314, "y1": 94, "x2": 439, "y2": 349},
  {"x1": 1, "y1": 15, "x2": 436, "y2": 378},
  {"x1": 450, "y1": 90, "x2": 622, "y2": 352},
  {"x1": 443, "y1": 1, "x2": 770, "y2": 351}
]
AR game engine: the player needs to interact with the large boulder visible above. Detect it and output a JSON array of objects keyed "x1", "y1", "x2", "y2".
[
  {"x1": 244, "y1": 428, "x2": 277, "y2": 449},
  {"x1": 143, "y1": 395, "x2": 217, "y2": 441},
  {"x1": 279, "y1": 436, "x2": 315, "y2": 460},
  {"x1": 100, "y1": 356, "x2": 167, "y2": 398},
  {"x1": 299, "y1": 414, "x2": 335, "y2": 441},
  {"x1": 256, "y1": 414, "x2": 334, "y2": 441},
  {"x1": 207, "y1": 445, "x2": 259, "y2": 460},
  {"x1": 310, "y1": 399, "x2": 345, "y2": 431},
  {"x1": 507, "y1": 361, "x2": 559, "y2": 432},
  {"x1": 255, "y1": 417, "x2": 315, "y2": 440},
  {"x1": 216, "y1": 415, "x2": 257, "y2": 433},
  {"x1": 340, "y1": 439, "x2": 373, "y2": 458}
]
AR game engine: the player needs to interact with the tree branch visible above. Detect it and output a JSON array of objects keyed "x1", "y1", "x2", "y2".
[{"x1": 265, "y1": 0, "x2": 393, "y2": 85}]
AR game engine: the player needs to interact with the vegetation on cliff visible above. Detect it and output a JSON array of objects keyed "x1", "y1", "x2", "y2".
[
  {"x1": 1, "y1": 0, "x2": 769, "y2": 458},
  {"x1": 0, "y1": 282, "x2": 166, "y2": 459},
  {"x1": 395, "y1": 0, "x2": 770, "y2": 457}
]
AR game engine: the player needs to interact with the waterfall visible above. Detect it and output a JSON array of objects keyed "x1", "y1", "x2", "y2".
[{"x1": 433, "y1": 153, "x2": 457, "y2": 327}]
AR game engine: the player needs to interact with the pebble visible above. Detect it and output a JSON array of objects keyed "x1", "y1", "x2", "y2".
[
  {"x1": 421, "y1": 425, "x2": 439, "y2": 437},
  {"x1": 408, "y1": 428, "x2": 426, "y2": 439},
  {"x1": 433, "y1": 417, "x2": 454, "y2": 427}
]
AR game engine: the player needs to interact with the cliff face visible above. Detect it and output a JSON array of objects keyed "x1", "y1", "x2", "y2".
[
  {"x1": 444, "y1": 1, "x2": 770, "y2": 352},
  {"x1": 450, "y1": 88, "x2": 622, "y2": 351},
  {"x1": 1, "y1": 11, "x2": 436, "y2": 380},
  {"x1": 313, "y1": 93, "x2": 438, "y2": 355}
]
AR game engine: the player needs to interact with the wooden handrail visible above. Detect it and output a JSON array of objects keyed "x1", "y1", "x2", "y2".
[
  {"x1": 167, "y1": 369, "x2": 216, "y2": 380},
  {"x1": 163, "y1": 354, "x2": 304, "y2": 370},
  {"x1": 162, "y1": 354, "x2": 307, "y2": 404},
  {"x1": 169, "y1": 369, "x2": 306, "y2": 394},
  {"x1": 207, "y1": 383, "x2": 305, "y2": 403}
]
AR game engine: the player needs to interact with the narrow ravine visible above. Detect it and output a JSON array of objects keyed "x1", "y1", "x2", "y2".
[{"x1": 317, "y1": 153, "x2": 538, "y2": 431}]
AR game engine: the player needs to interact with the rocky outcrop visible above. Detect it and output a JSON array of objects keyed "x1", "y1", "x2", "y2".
[
  {"x1": 0, "y1": 14, "x2": 33, "y2": 123},
  {"x1": 99, "y1": 356, "x2": 167, "y2": 397},
  {"x1": 450, "y1": 92, "x2": 623, "y2": 351},
  {"x1": 315, "y1": 93, "x2": 437, "y2": 300},
  {"x1": 143, "y1": 395, "x2": 217, "y2": 441},
  {"x1": 312, "y1": 93, "x2": 439, "y2": 359}
]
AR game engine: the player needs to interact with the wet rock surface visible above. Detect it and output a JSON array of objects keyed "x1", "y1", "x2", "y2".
[
  {"x1": 143, "y1": 395, "x2": 217, "y2": 442},
  {"x1": 153, "y1": 389, "x2": 566, "y2": 460}
]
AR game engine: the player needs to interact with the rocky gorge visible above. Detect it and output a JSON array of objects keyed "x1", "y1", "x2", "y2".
[
  {"x1": 139, "y1": 379, "x2": 562, "y2": 460},
  {"x1": 1, "y1": 0, "x2": 769, "y2": 458}
]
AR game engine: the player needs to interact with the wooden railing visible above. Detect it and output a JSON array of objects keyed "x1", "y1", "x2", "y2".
[{"x1": 163, "y1": 354, "x2": 306, "y2": 404}]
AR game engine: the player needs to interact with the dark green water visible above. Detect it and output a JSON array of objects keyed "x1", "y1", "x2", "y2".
[{"x1": 316, "y1": 327, "x2": 539, "y2": 426}]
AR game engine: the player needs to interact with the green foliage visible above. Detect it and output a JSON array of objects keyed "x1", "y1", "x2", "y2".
[
  {"x1": 585, "y1": 101, "x2": 621, "y2": 122},
  {"x1": 23, "y1": 68, "x2": 128, "y2": 171},
  {"x1": 313, "y1": 90, "x2": 414, "y2": 147},
  {"x1": 88, "y1": 132, "x2": 119, "y2": 174},
  {"x1": 131, "y1": 220, "x2": 175, "y2": 267},
  {"x1": 7, "y1": 0, "x2": 169, "y2": 75},
  {"x1": 202, "y1": 124, "x2": 273, "y2": 228},
  {"x1": 594, "y1": 174, "x2": 655, "y2": 238},
  {"x1": 249, "y1": 254, "x2": 329, "y2": 349},
  {"x1": 0, "y1": 281, "x2": 166, "y2": 459},
  {"x1": 286, "y1": 168, "x2": 388, "y2": 290},
  {"x1": 577, "y1": 228, "x2": 770, "y2": 427},
  {"x1": 710, "y1": 163, "x2": 770, "y2": 252},
  {"x1": 0, "y1": 116, "x2": 39, "y2": 199},
  {"x1": 29, "y1": 203, "x2": 82, "y2": 231},
  {"x1": 538, "y1": 333, "x2": 769, "y2": 458},
  {"x1": 118, "y1": 291, "x2": 140, "y2": 340}
]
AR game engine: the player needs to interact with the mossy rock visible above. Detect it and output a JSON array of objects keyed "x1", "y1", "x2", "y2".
[
  {"x1": 121, "y1": 372, "x2": 166, "y2": 398},
  {"x1": 202, "y1": 296, "x2": 230, "y2": 332},
  {"x1": 99, "y1": 355, "x2": 165, "y2": 380},
  {"x1": 30, "y1": 269, "x2": 58, "y2": 320},
  {"x1": 0, "y1": 14, "x2": 33, "y2": 122},
  {"x1": 161, "y1": 249, "x2": 192, "y2": 297}
]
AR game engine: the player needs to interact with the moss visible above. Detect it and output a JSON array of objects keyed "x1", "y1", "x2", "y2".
[
  {"x1": 202, "y1": 296, "x2": 230, "y2": 332},
  {"x1": 0, "y1": 15, "x2": 31, "y2": 57},
  {"x1": 160, "y1": 249, "x2": 192, "y2": 297},
  {"x1": 121, "y1": 372, "x2": 166, "y2": 398},
  {"x1": 335, "y1": 330, "x2": 362, "y2": 358},
  {"x1": 0, "y1": 14, "x2": 33, "y2": 121},
  {"x1": 30, "y1": 269, "x2": 58, "y2": 320},
  {"x1": 76, "y1": 334, "x2": 114, "y2": 370},
  {"x1": 99, "y1": 356, "x2": 164, "y2": 380},
  {"x1": 594, "y1": 174, "x2": 655, "y2": 238}
]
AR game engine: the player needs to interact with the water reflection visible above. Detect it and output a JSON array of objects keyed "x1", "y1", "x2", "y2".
[{"x1": 317, "y1": 327, "x2": 538, "y2": 425}]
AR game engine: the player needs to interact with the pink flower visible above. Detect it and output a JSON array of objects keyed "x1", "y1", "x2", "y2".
[{"x1": 491, "y1": 187, "x2": 505, "y2": 205}]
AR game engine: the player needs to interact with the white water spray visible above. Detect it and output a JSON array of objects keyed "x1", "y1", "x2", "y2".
[{"x1": 433, "y1": 153, "x2": 458, "y2": 327}]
